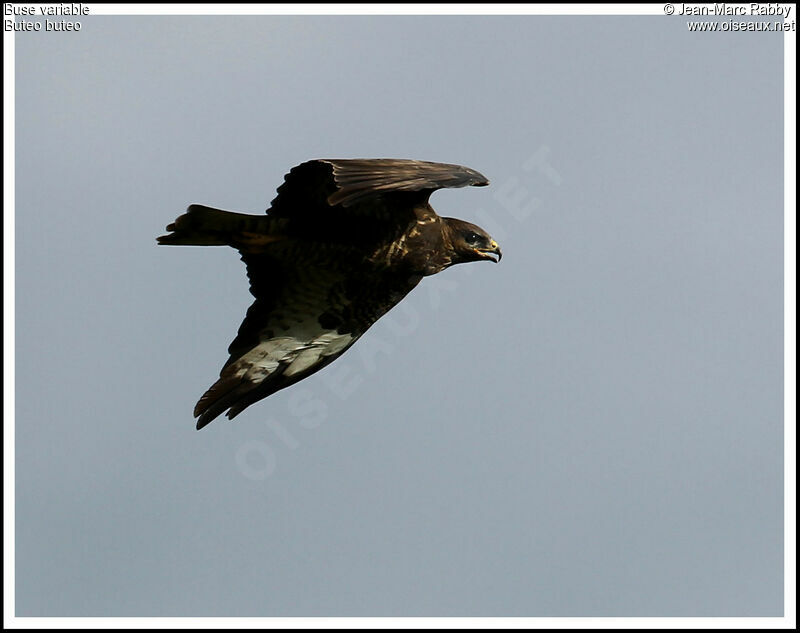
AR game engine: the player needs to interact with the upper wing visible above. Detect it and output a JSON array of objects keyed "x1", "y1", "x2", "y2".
[
  {"x1": 193, "y1": 241, "x2": 421, "y2": 429},
  {"x1": 322, "y1": 158, "x2": 489, "y2": 207},
  {"x1": 267, "y1": 159, "x2": 489, "y2": 225}
]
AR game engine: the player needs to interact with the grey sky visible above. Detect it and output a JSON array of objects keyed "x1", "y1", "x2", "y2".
[{"x1": 14, "y1": 14, "x2": 784, "y2": 616}]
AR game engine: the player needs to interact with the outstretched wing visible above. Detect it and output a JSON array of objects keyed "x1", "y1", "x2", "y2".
[
  {"x1": 321, "y1": 158, "x2": 488, "y2": 207},
  {"x1": 194, "y1": 241, "x2": 421, "y2": 429},
  {"x1": 267, "y1": 159, "x2": 489, "y2": 230}
]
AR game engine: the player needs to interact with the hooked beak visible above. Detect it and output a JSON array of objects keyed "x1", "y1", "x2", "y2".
[{"x1": 476, "y1": 239, "x2": 502, "y2": 263}]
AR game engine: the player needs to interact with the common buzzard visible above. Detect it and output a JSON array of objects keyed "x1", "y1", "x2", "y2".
[{"x1": 158, "y1": 159, "x2": 501, "y2": 429}]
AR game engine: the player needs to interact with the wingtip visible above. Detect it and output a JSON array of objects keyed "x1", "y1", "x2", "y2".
[
  {"x1": 194, "y1": 402, "x2": 244, "y2": 430},
  {"x1": 194, "y1": 402, "x2": 217, "y2": 430},
  {"x1": 195, "y1": 408, "x2": 211, "y2": 430},
  {"x1": 466, "y1": 167, "x2": 490, "y2": 187},
  {"x1": 194, "y1": 396, "x2": 217, "y2": 430}
]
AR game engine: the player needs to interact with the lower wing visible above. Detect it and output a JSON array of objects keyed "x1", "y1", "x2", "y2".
[{"x1": 194, "y1": 248, "x2": 420, "y2": 429}]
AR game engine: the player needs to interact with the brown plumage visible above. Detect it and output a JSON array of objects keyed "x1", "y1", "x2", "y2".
[{"x1": 158, "y1": 159, "x2": 501, "y2": 429}]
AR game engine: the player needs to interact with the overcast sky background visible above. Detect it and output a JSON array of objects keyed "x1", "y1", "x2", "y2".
[{"x1": 14, "y1": 14, "x2": 784, "y2": 617}]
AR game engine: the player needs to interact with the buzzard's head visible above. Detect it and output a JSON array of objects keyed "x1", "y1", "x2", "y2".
[{"x1": 445, "y1": 219, "x2": 502, "y2": 265}]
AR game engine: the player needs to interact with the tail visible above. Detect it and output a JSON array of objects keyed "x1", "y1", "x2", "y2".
[{"x1": 157, "y1": 204, "x2": 281, "y2": 248}]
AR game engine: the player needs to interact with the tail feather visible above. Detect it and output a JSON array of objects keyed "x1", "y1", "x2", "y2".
[{"x1": 157, "y1": 204, "x2": 279, "y2": 247}]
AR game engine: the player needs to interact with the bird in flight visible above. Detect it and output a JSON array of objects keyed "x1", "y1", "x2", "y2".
[{"x1": 158, "y1": 159, "x2": 501, "y2": 429}]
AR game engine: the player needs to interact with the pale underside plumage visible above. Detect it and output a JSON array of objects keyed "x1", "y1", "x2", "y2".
[{"x1": 157, "y1": 158, "x2": 495, "y2": 429}]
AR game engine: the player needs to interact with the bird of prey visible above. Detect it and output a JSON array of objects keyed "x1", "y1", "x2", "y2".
[{"x1": 158, "y1": 159, "x2": 501, "y2": 429}]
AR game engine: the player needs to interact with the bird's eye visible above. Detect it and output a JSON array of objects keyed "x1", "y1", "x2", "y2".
[{"x1": 465, "y1": 232, "x2": 483, "y2": 245}]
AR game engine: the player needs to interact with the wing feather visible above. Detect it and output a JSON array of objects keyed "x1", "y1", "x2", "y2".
[
  {"x1": 267, "y1": 158, "x2": 489, "y2": 220},
  {"x1": 193, "y1": 243, "x2": 421, "y2": 429},
  {"x1": 323, "y1": 159, "x2": 489, "y2": 207}
]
